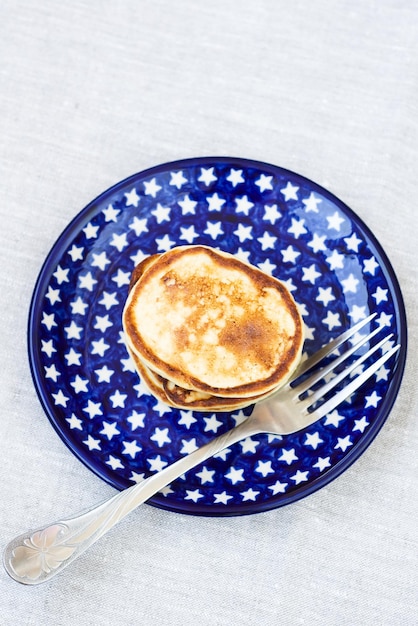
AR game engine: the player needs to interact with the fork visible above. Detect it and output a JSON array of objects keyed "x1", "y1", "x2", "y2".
[{"x1": 3, "y1": 313, "x2": 400, "y2": 585}]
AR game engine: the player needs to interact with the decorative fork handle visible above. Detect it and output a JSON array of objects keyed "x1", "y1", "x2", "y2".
[{"x1": 4, "y1": 418, "x2": 259, "y2": 585}]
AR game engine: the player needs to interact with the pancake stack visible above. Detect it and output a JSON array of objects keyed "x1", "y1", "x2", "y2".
[{"x1": 122, "y1": 245, "x2": 304, "y2": 411}]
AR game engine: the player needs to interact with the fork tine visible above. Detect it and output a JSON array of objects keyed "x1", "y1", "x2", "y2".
[
  {"x1": 307, "y1": 342, "x2": 400, "y2": 420},
  {"x1": 294, "y1": 324, "x2": 386, "y2": 396},
  {"x1": 305, "y1": 333, "x2": 393, "y2": 406},
  {"x1": 293, "y1": 312, "x2": 377, "y2": 379}
]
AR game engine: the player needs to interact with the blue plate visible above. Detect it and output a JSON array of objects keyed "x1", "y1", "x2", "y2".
[{"x1": 28, "y1": 157, "x2": 407, "y2": 516}]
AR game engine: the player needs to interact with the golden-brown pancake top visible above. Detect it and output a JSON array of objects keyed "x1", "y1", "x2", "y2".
[{"x1": 123, "y1": 245, "x2": 303, "y2": 398}]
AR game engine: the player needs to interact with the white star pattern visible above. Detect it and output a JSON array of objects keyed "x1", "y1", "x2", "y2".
[
  {"x1": 41, "y1": 312, "x2": 56, "y2": 330},
  {"x1": 66, "y1": 414, "x2": 82, "y2": 430},
  {"x1": 95, "y1": 365, "x2": 114, "y2": 383},
  {"x1": 344, "y1": 232, "x2": 362, "y2": 252},
  {"x1": 65, "y1": 348, "x2": 81, "y2": 366},
  {"x1": 109, "y1": 390, "x2": 127, "y2": 408},
  {"x1": 303, "y1": 193, "x2": 322, "y2": 212},
  {"x1": 53, "y1": 265, "x2": 70, "y2": 284},
  {"x1": 288, "y1": 217, "x2": 307, "y2": 238},
  {"x1": 143, "y1": 178, "x2": 162, "y2": 197},
  {"x1": 65, "y1": 321, "x2": 83, "y2": 340},
  {"x1": 204, "y1": 221, "x2": 224, "y2": 239},
  {"x1": 225, "y1": 467, "x2": 245, "y2": 484},
  {"x1": 91, "y1": 338, "x2": 110, "y2": 357},
  {"x1": 199, "y1": 167, "x2": 217, "y2": 186},
  {"x1": 52, "y1": 390, "x2": 69, "y2": 407},
  {"x1": 203, "y1": 415, "x2": 223, "y2": 433},
  {"x1": 70, "y1": 375, "x2": 88, "y2": 393},
  {"x1": 241, "y1": 488, "x2": 260, "y2": 501},
  {"x1": 94, "y1": 315, "x2": 113, "y2": 333},
  {"x1": 151, "y1": 427, "x2": 171, "y2": 447},
  {"x1": 349, "y1": 305, "x2": 367, "y2": 323},
  {"x1": 226, "y1": 168, "x2": 244, "y2": 187},
  {"x1": 313, "y1": 457, "x2": 331, "y2": 472},
  {"x1": 79, "y1": 272, "x2": 98, "y2": 291},
  {"x1": 327, "y1": 211, "x2": 345, "y2": 231},
  {"x1": 214, "y1": 491, "x2": 233, "y2": 505},
  {"x1": 170, "y1": 170, "x2": 188, "y2": 189},
  {"x1": 83, "y1": 435, "x2": 101, "y2": 451},
  {"x1": 233, "y1": 223, "x2": 253, "y2": 242},
  {"x1": 177, "y1": 411, "x2": 197, "y2": 429},
  {"x1": 335, "y1": 436, "x2": 353, "y2": 452},
  {"x1": 185, "y1": 489, "x2": 204, "y2": 503},
  {"x1": 106, "y1": 456, "x2": 124, "y2": 471},
  {"x1": 178, "y1": 195, "x2": 197, "y2": 214},
  {"x1": 68, "y1": 244, "x2": 84, "y2": 262},
  {"x1": 255, "y1": 460, "x2": 274, "y2": 477},
  {"x1": 326, "y1": 249, "x2": 345, "y2": 270},
  {"x1": 353, "y1": 416, "x2": 369, "y2": 433},
  {"x1": 257, "y1": 258, "x2": 276, "y2": 275},
  {"x1": 91, "y1": 251, "x2": 111, "y2": 271},
  {"x1": 110, "y1": 233, "x2": 129, "y2": 252},
  {"x1": 129, "y1": 216, "x2": 148, "y2": 236},
  {"x1": 280, "y1": 182, "x2": 299, "y2": 201},
  {"x1": 83, "y1": 223, "x2": 99, "y2": 239},
  {"x1": 100, "y1": 421, "x2": 120, "y2": 439},
  {"x1": 127, "y1": 410, "x2": 146, "y2": 430},
  {"x1": 125, "y1": 188, "x2": 140, "y2": 207},
  {"x1": 180, "y1": 225, "x2": 199, "y2": 244},
  {"x1": 255, "y1": 174, "x2": 273, "y2": 192},
  {"x1": 304, "y1": 432, "x2": 324, "y2": 449},
  {"x1": 112, "y1": 269, "x2": 131, "y2": 288},
  {"x1": 281, "y1": 245, "x2": 300, "y2": 264},
  {"x1": 268, "y1": 480, "x2": 288, "y2": 495},
  {"x1": 83, "y1": 400, "x2": 103, "y2": 419},
  {"x1": 156, "y1": 234, "x2": 175, "y2": 251},
  {"x1": 122, "y1": 440, "x2": 142, "y2": 459},
  {"x1": 257, "y1": 231, "x2": 277, "y2": 250},
  {"x1": 308, "y1": 233, "x2": 327, "y2": 253},
  {"x1": 263, "y1": 204, "x2": 282, "y2": 224},
  {"x1": 180, "y1": 439, "x2": 198, "y2": 454},
  {"x1": 196, "y1": 466, "x2": 215, "y2": 484},
  {"x1": 302, "y1": 264, "x2": 321, "y2": 284},
  {"x1": 206, "y1": 193, "x2": 225, "y2": 211},
  {"x1": 372, "y1": 286, "x2": 388, "y2": 304},
  {"x1": 240, "y1": 438, "x2": 260, "y2": 454},
  {"x1": 278, "y1": 448, "x2": 298, "y2": 465},
  {"x1": 152, "y1": 203, "x2": 171, "y2": 223},
  {"x1": 290, "y1": 470, "x2": 309, "y2": 484},
  {"x1": 148, "y1": 456, "x2": 168, "y2": 473},
  {"x1": 341, "y1": 273, "x2": 360, "y2": 293},
  {"x1": 365, "y1": 391, "x2": 381, "y2": 408},
  {"x1": 45, "y1": 286, "x2": 61, "y2": 305},
  {"x1": 322, "y1": 311, "x2": 341, "y2": 330},
  {"x1": 316, "y1": 286, "x2": 335, "y2": 306},
  {"x1": 41, "y1": 339, "x2": 56, "y2": 358},
  {"x1": 324, "y1": 410, "x2": 345, "y2": 427},
  {"x1": 235, "y1": 195, "x2": 254, "y2": 215},
  {"x1": 102, "y1": 204, "x2": 120, "y2": 222}
]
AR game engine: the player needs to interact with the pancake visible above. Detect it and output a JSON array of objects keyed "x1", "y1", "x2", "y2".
[
  {"x1": 162, "y1": 378, "x2": 282, "y2": 411},
  {"x1": 128, "y1": 345, "x2": 273, "y2": 411},
  {"x1": 123, "y1": 245, "x2": 304, "y2": 401},
  {"x1": 128, "y1": 253, "x2": 159, "y2": 291}
]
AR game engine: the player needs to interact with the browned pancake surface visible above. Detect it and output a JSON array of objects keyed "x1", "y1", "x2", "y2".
[{"x1": 123, "y1": 245, "x2": 303, "y2": 398}]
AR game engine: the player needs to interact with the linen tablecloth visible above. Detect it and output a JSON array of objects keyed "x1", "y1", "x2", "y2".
[{"x1": 1, "y1": 1, "x2": 417, "y2": 624}]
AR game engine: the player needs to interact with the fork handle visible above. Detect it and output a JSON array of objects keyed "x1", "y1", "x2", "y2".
[{"x1": 4, "y1": 418, "x2": 258, "y2": 585}]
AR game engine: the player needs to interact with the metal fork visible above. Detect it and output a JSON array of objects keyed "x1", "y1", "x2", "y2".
[{"x1": 3, "y1": 313, "x2": 400, "y2": 585}]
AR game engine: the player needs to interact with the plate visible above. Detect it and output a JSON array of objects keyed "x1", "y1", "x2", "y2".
[{"x1": 29, "y1": 157, "x2": 407, "y2": 516}]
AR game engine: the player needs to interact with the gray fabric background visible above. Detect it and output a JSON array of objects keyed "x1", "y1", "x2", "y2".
[{"x1": 1, "y1": 1, "x2": 417, "y2": 624}]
